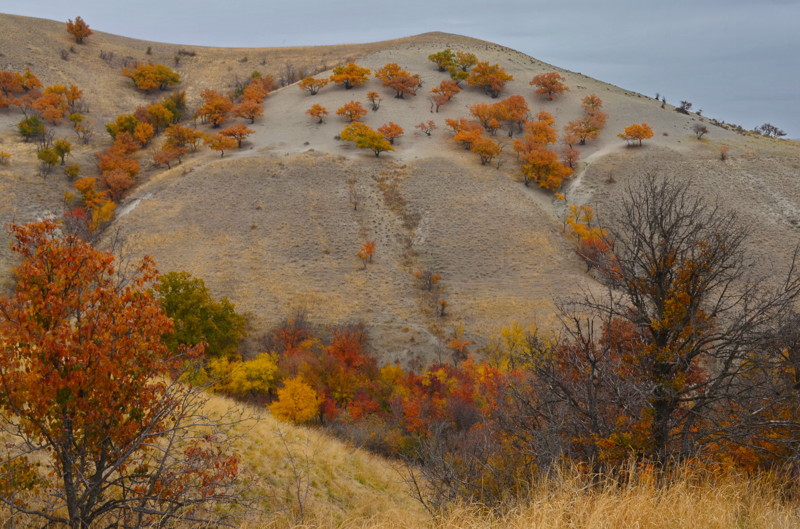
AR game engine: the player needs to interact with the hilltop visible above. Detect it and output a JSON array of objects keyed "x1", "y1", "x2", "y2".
[{"x1": 0, "y1": 12, "x2": 798, "y2": 363}]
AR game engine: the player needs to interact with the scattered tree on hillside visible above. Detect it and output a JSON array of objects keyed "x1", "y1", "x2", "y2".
[
  {"x1": 205, "y1": 133, "x2": 237, "y2": 157},
  {"x1": 618, "y1": 122, "x2": 654, "y2": 146},
  {"x1": 530, "y1": 72, "x2": 569, "y2": 100},
  {"x1": 377, "y1": 122, "x2": 404, "y2": 144},
  {"x1": 563, "y1": 94, "x2": 608, "y2": 145},
  {"x1": 754, "y1": 123, "x2": 787, "y2": 138},
  {"x1": 299, "y1": 76, "x2": 329, "y2": 95},
  {"x1": 428, "y1": 48, "x2": 456, "y2": 71},
  {"x1": 53, "y1": 138, "x2": 72, "y2": 165},
  {"x1": 366, "y1": 91, "x2": 382, "y2": 111},
  {"x1": 467, "y1": 61, "x2": 513, "y2": 98},
  {"x1": 375, "y1": 63, "x2": 420, "y2": 98},
  {"x1": 234, "y1": 98, "x2": 264, "y2": 123},
  {"x1": 416, "y1": 120, "x2": 437, "y2": 136},
  {"x1": 692, "y1": 123, "x2": 708, "y2": 139},
  {"x1": 219, "y1": 123, "x2": 255, "y2": 148},
  {"x1": 430, "y1": 80, "x2": 460, "y2": 112},
  {"x1": 0, "y1": 220, "x2": 240, "y2": 528},
  {"x1": 339, "y1": 122, "x2": 394, "y2": 157},
  {"x1": 66, "y1": 16, "x2": 92, "y2": 43},
  {"x1": 471, "y1": 136, "x2": 501, "y2": 165},
  {"x1": 336, "y1": 100, "x2": 368, "y2": 122},
  {"x1": 121, "y1": 62, "x2": 181, "y2": 92},
  {"x1": 330, "y1": 62, "x2": 371, "y2": 89},
  {"x1": 306, "y1": 103, "x2": 328, "y2": 123},
  {"x1": 17, "y1": 115, "x2": 44, "y2": 142},
  {"x1": 197, "y1": 89, "x2": 234, "y2": 127},
  {"x1": 358, "y1": 240, "x2": 376, "y2": 269}
]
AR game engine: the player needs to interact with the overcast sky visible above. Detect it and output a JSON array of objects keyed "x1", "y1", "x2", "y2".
[{"x1": 3, "y1": 1, "x2": 799, "y2": 138}]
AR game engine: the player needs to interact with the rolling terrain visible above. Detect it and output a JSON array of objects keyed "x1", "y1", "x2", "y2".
[{"x1": 1, "y1": 12, "x2": 798, "y2": 363}]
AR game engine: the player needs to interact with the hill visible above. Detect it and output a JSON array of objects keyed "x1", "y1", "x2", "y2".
[{"x1": 1, "y1": 13, "x2": 798, "y2": 364}]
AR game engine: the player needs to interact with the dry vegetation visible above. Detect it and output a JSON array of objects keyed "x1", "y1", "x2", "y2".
[{"x1": 1, "y1": 13, "x2": 800, "y2": 527}]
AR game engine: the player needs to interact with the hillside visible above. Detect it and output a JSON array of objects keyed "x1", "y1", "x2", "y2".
[{"x1": 1, "y1": 13, "x2": 798, "y2": 363}]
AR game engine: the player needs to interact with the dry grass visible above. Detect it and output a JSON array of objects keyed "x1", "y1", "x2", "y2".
[{"x1": 250, "y1": 466, "x2": 800, "y2": 529}]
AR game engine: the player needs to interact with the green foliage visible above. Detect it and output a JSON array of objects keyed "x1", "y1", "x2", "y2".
[
  {"x1": 17, "y1": 115, "x2": 44, "y2": 141},
  {"x1": 106, "y1": 114, "x2": 139, "y2": 139},
  {"x1": 156, "y1": 271, "x2": 247, "y2": 358}
]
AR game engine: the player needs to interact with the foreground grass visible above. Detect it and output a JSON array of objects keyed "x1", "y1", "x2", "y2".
[
  {"x1": 269, "y1": 468, "x2": 799, "y2": 529},
  {"x1": 206, "y1": 394, "x2": 800, "y2": 529}
]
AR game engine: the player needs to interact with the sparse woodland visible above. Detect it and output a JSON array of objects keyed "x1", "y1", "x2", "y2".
[{"x1": 1, "y1": 17, "x2": 800, "y2": 529}]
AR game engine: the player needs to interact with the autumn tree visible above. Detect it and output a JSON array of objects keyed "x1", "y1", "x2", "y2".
[
  {"x1": 197, "y1": 89, "x2": 234, "y2": 127},
  {"x1": 298, "y1": 76, "x2": 329, "y2": 95},
  {"x1": 220, "y1": 123, "x2": 255, "y2": 148},
  {"x1": 205, "y1": 133, "x2": 237, "y2": 157},
  {"x1": 0, "y1": 220, "x2": 240, "y2": 528},
  {"x1": 618, "y1": 122, "x2": 654, "y2": 146},
  {"x1": 562, "y1": 95, "x2": 608, "y2": 147},
  {"x1": 330, "y1": 62, "x2": 371, "y2": 89},
  {"x1": 306, "y1": 103, "x2": 328, "y2": 123},
  {"x1": 366, "y1": 91, "x2": 382, "y2": 111},
  {"x1": 357, "y1": 240, "x2": 376, "y2": 269},
  {"x1": 32, "y1": 91, "x2": 67, "y2": 124},
  {"x1": 543, "y1": 176, "x2": 800, "y2": 464},
  {"x1": 378, "y1": 121, "x2": 404, "y2": 144},
  {"x1": 53, "y1": 138, "x2": 72, "y2": 165},
  {"x1": 269, "y1": 377, "x2": 321, "y2": 424},
  {"x1": 430, "y1": 80, "x2": 460, "y2": 112},
  {"x1": 530, "y1": 72, "x2": 569, "y2": 100},
  {"x1": 165, "y1": 123, "x2": 205, "y2": 152},
  {"x1": 336, "y1": 100, "x2": 368, "y2": 122},
  {"x1": 121, "y1": 62, "x2": 181, "y2": 92},
  {"x1": 66, "y1": 16, "x2": 92, "y2": 43},
  {"x1": 37, "y1": 147, "x2": 59, "y2": 177},
  {"x1": 375, "y1": 63, "x2": 420, "y2": 98},
  {"x1": 416, "y1": 120, "x2": 437, "y2": 136},
  {"x1": 467, "y1": 61, "x2": 513, "y2": 98},
  {"x1": 339, "y1": 122, "x2": 394, "y2": 157},
  {"x1": 428, "y1": 48, "x2": 456, "y2": 71},
  {"x1": 471, "y1": 136, "x2": 501, "y2": 165}
]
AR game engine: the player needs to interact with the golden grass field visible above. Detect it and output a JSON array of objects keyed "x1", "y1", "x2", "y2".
[{"x1": 209, "y1": 394, "x2": 800, "y2": 529}]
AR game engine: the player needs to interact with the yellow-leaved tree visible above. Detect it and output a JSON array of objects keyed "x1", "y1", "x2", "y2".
[{"x1": 269, "y1": 377, "x2": 321, "y2": 424}]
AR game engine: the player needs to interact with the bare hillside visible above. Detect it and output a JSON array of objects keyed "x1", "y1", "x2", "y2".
[{"x1": 1, "y1": 13, "x2": 798, "y2": 362}]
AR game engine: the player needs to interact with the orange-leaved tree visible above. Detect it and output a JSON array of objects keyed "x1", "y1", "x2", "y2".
[
  {"x1": 330, "y1": 62, "x2": 371, "y2": 89},
  {"x1": 219, "y1": 123, "x2": 255, "y2": 148},
  {"x1": 197, "y1": 89, "x2": 234, "y2": 128},
  {"x1": 205, "y1": 133, "x2": 237, "y2": 157},
  {"x1": 618, "y1": 122, "x2": 654, "y2": 146},
  {"x1": 306, "y1": 103, "x2": 328, "y2": 123},
  {"x1": 336, "y1": 100, "x2": 368, "y2": 122},
  {"x1": 0, "y1": 219, "x2": 240, "y2": 528},
  {"x1": 375, "y1": 63, "x2": 420, "y2": 98},
  {"x1": 377, "y1": 122, "x2": 404, "y2": 144},
  {"x1": 467, "y1": 61, "x2": 513, "y2": 98},
  {"x1": 530, "y1": 72, "x2": 569, "y2": 100},
  {"x1": 66, "y1": 16, "x2": 92, "y2": 44},
  {"x1": 298, "y1": 76, "x2": 329, "y2": 95}
]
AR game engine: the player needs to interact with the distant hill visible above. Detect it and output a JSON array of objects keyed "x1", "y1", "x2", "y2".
[{"x1": 1, "y1": 12, "x2": 798, "y2": 363}]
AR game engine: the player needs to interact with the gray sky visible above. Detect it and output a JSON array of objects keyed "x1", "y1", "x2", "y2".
[{"x1": 3, "y1": 1, "x2": 799, "y2": 138}]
